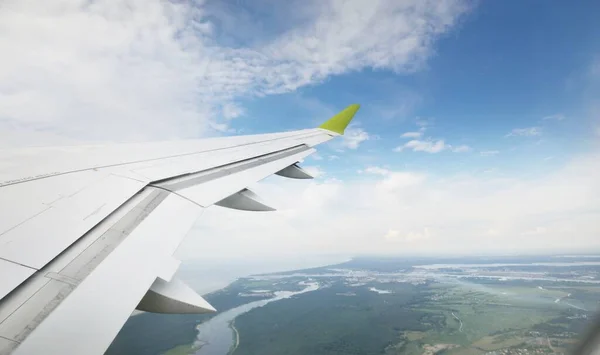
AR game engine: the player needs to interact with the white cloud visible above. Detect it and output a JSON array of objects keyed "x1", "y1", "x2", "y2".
[
  {"x1": 401, "y1": 131, "x2": 423, "y2": 138},
  {"x1": 505, "y1": 127, "x2": 542, "y2": 137},
  {"x1": 361, "y1": 166, "x2": 391, "y2": 176},
  {"x1": 522, "y1": 227, "x2": 547, "y2": 236},
  {"x1": 485, "y1": 229, "x2": 501, "y2": 237},
  {"x1": 376, "y1": 171, "x2": 425, "y2": 191},
  {"x1": 0, "y1": 0, "x2": 470, "y2": 144},
  {"x1": 399, "y1": 119, "x2": 429, "y2": 141},
  {"x1": 395, "y1": 117, "x2": 470, "y2": 153},
  {"x1": 416, "y1": 118, "x2": 433, "y2": 128},
  {"x1": 542, "y1": 114, "x2": 565, "y2": 121},
  {"x1": 384, "y1": 228, "x2": 431, "y2": 243},
  {"x1": 452, "y1": 144, "x2": 471, "y2": 153},
  {"x1": 383, "y1": 229, "x2": 401, "y2": 241},
  {"x1": 262, "y1": 0, "x2": 470, "y2": 87},
  {"x1": 341, "y1": 126, "x2": 370, "y2": 149},
  {"x1": 328, "y1": 155, "x2": 339, "y2": 161},
  {"x1": 311, "y1": 153, "x2": 323, "y2": 161},
  {"x1": 178, "y1": 152, "x2": 600, "y2": 258},
  {"x1": 395, "y1": 139, "x2": 447, "y2": 153},
  {"x1": 303, "y1": 166, "x2": 325, "y2": 178},
  {"x1": 394, "y1": 139, "x2": 470, "y2": 153},
  {"x1": 221, "y1": 102, "x2": 245, "y2": 120},
  {"x1": 480, "y1": 150, "x2": 500, "y2": 156}
]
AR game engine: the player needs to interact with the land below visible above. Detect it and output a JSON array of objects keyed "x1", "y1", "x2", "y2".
[{"x1": 107, "y1": 255, "x2": 600, "y2": 355}]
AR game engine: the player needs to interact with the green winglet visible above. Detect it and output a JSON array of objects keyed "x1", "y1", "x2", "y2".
[{"x1": 318, "y1": 104, "x2": 361, "y2": 135}]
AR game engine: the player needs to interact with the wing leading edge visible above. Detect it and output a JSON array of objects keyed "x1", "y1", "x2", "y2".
[{"x1": 0, "y1": 104, "x2": 360, "y2": 354}]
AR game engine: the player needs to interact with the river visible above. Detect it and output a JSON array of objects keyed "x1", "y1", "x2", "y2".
[{"x1": 192, "y1": 282, "x2": 319, "y2": 355}]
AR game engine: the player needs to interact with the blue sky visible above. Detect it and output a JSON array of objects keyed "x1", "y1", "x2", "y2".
[
  {"x1": 1, "y1": 0, "x2": 599, "y2": 257},
  {"x1": 227, "y1": 0, "x2": 600, "y2": 181}
]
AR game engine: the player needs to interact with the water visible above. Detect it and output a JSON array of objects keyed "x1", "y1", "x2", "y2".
[
  {"x1": 177, "y1": 255, "x2": 348, "y2": 295},
  {"x1": 193, "y1": 282, "x2": 319, "y2": 355}
]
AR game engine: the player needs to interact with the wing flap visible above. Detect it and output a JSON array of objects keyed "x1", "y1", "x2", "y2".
[
  {"x1": 275, "y1": 163, "x2": 314, "y2": 179},
  {"x1": 136, "y1": 278, "x2": 216, "y2": 314},
  {"x1": 215, "y1": 188, "x2": 275, "y2": 211}
]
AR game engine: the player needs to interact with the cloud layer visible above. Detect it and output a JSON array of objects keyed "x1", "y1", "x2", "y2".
[
  {"x1": 506, "y1": 127, "x2": 542, "y2": 137},
  {"x1": 179, "y1": 152, "x2": 600, "y2": 259}
]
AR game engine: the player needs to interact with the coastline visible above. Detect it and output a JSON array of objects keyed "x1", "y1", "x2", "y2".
[{"x1": 228, "y1": 319, "x2": 240, "y2": 355}]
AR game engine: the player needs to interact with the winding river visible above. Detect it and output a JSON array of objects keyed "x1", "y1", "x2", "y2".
[{"x1": 193, "y1": 282, "x2": 319, "y2": 355}]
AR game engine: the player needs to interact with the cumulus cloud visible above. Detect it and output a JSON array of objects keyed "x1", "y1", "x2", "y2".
[
  {"x1": 400, "y1": 119, "x2": 431, "y2": 139},
  {"x1": 396, "y1": 117, "x2": 469, "y2": 153},
  {"x1": 262, "y1": 0, "x2": 470, "y2": 86},
  {"x1": 376, "y1": 171, "x2": 425, "y2": 191},
  {"x1": 394, "y1": 139, "x2": 470, "y2": 153},
  {"x1": 221, "y1": 102, "x2": 245, "y2": 120},
  {"x1": 416, "y1": 118, "x2": 434, "y2": 128},
  {"x1": 303, "y1": 166, "x2": 325, "y2": 178},
  {"x1": 341, "y1": 126, "x2": 370, "y2": 149},
  {"x1": 401, "y1": 131, "x2": 423, "y2": 138},
  {"x1": 311, "y1": 153, "x2": 323, "y2": 161},
  {"x1": 395, "y1": 139, "x2": 447, "y2": 153},
  {"x1": 383, "y1": 229, "x2": 401, "y2": 241},
  {"x1": 360, "y1": 166, "x2": 391, "y2": 176},
  {"x1": 0, "y1": 0, "x2": 470, "y2": 144},
  {"x1": 505, "y1": 127, "x2": 542, "y2": 137}
]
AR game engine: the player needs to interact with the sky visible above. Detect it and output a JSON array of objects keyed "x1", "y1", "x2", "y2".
[{"x1": 1, "y1": 0, "x2": 599, "y2": 262}]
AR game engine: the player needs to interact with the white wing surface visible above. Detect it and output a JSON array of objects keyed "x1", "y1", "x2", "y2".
[{"x1": 0, "y1": 104, "x2": 360, "y2": 354}]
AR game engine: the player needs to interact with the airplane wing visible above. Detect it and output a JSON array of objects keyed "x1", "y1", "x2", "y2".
[{"x1": 0, "y1": 104, "x2": 360, "y2": 355}]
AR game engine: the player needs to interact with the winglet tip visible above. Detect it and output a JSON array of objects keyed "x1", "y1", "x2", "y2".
[{"x1": 318, "y1": 104, "x2": 361, "y2": 135}]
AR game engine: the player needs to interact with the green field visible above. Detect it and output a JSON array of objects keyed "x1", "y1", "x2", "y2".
[
  {"x1": 232, "y1": 279, "x2": 598, "y2": 355},
  {"x1": 107, "y1": 257, "x2": 600, "y2": 355}
]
